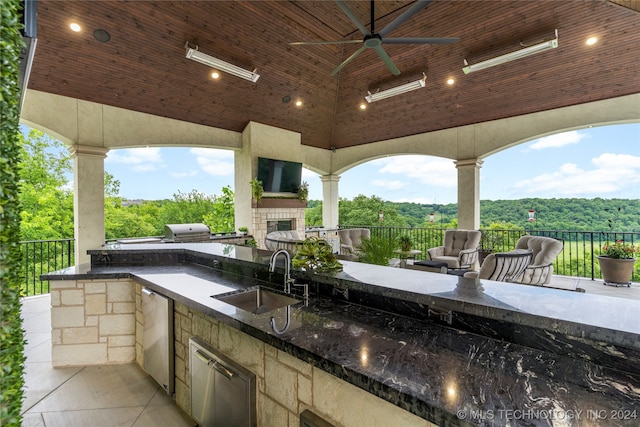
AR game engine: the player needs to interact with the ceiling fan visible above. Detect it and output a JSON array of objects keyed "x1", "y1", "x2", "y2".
[{"x1": 290, "y1": 0, "x2": 459, "y2": 76}]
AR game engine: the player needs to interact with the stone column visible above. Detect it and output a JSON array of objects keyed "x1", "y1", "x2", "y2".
[
  {"x1": 455, "y1": 159, "x2": 483, "y2": 230},
  {"x1": 320, "y1": 174, "x2": 340, "y2": 229},
  {"x1": 69, "y1": 145, "x2": 108, "y2": 265}
]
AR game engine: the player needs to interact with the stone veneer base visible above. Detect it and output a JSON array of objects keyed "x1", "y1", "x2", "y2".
[{"x1": 50, "y1": 279, "x2": 137, "y2": 367}]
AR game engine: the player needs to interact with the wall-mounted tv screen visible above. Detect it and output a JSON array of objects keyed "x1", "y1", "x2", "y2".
[{"x1": 257, "y1": 157, "x2": 302, "y2": 194}]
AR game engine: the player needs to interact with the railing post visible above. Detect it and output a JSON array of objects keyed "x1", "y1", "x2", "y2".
[{"x1": 590, "y1": 232, "x2": 595, "y2": 281}]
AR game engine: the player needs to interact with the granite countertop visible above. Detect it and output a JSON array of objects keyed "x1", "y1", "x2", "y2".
[{"x1": 43, "y1": 243, "x2": 640, "y2": 426}]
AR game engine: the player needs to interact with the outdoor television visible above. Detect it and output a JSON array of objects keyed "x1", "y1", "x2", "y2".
[{"x1": 257, "y1": 157, "x2": 302, "y2": 194}]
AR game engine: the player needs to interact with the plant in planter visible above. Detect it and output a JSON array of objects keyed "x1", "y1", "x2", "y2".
[
  {"x1": 238, "y1": 226, "x2": 248, "y2": 235},
  {"x1": 250, "y1": 178, "x2": 264, "y2": 203},
  {"x1": 398, "y1": 234, "x2": 413, "y2": 252},
  {"x1": 297, "y1": 181, "x2": 309, "y2": 203},
  {"x1": 292, "y1": 237, "x2": 343, "y2": 272},
  {"x1": 597, "y1": 240, "x2": 639, "y2": 286},
  {"x1": 356, "y1": 236, "x2": 396, "y2": 266},
  {"x1": 244, "y1": 237, "x2": 258, "y2": 248}
]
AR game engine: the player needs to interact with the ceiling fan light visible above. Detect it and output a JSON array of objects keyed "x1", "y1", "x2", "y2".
[
  {"x1": 463, "y1": 30, "x2": 558, "y2": 74},
  {"x1": 185, "y1": 43, "x2": 260, "y2": 83},
  {"x1": 365, "y1": 74, "x2": 427, "y2": 103}
]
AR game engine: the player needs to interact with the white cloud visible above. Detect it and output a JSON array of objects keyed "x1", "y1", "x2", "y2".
[
  {"x1": 376, "y1": 155, "x2": 456, "y2": 187},
  {"x1": 371, "y1": 179, "x2": 407, "y2": 190},
  {"x1": 190, "y1": 148, "x2": 234, "y2": 176},
  {"x1": 170, "y1": 170, "x2": 198, "y2": 179},
  {"x1": 106, "y1": 147, "x2": 164, "y2": 172},
  {"x1": 513, "y1": 153, "x2": 640, "y2": 196},
  {"x1": 529, "y1": 130, "x2": 587, "y2": 150}
]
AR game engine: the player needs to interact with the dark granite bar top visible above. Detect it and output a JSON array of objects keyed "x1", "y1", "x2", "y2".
[{"x1": 42, "y1": 243, "x2": 640, "y2": 426}]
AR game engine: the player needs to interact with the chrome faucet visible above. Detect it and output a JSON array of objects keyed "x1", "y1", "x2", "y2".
[{"x1": 269, "y1": 249, "x2": 294, "y2": 294}]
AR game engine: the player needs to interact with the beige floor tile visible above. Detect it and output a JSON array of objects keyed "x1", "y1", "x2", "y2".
[
  {"x1": 21, "y1": 412, "x2": 46, "y2": 427},
  {"x1": 29, "y1": 365, "x2": 159, "y2": 413},
  {"x1": 133, "y1": 400, "x2": 196, "y2": 427},
  {"x1": 41, "y1": 407, "x2": 143, "y2": 427}
]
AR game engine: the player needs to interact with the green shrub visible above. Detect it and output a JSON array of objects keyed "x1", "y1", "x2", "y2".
[{"x1": 0, "y1": 0, "x2": 27, "y2": 424}]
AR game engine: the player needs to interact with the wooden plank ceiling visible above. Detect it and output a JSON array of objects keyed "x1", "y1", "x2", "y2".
[{"x1": 29, "y1": 0, "x2": 640, "y2": 150}]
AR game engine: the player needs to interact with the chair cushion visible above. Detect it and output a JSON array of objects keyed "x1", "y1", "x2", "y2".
[
  {"x1": 443, "y1": 230, "x2": 481, "y2": 256},
  {"x1": 338, "y1": 228, "x2": 370, "y2": 253},
  {"x1": 515, "y1": 236, "x2": 563, "y2": 266}
]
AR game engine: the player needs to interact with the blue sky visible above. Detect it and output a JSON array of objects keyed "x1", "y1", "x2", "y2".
[{"x1": 102, "y1": 124, "x2": 640, "y2": 204}]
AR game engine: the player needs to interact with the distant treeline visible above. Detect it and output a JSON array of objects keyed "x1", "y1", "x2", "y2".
[{"x1": 307, "y1": 197, "x2": 639, "y2": 231}]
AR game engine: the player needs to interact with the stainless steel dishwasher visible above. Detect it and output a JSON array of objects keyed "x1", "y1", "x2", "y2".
[
  {"x1": 142, "y1": 287, "x2": 174, "y2": 394},
  {"x1": 190, "y1": 336, "x2": 256, "y2": 427}
]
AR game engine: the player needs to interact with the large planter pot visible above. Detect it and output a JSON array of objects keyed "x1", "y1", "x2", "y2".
[{"x1": 597, "y1": 256, "x2": 635, "y2": 286}]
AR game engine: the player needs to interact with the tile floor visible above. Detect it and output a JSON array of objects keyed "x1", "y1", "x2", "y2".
[
  {"x1": 19, "y1": 276, "x2": 638, "y2": 426},
  {"x1": 20, "y1": 294, "x2": 195, "y2": 427}
]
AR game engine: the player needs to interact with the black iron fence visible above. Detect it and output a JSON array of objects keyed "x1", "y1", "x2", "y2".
[
  {"x1": 18, "y1": 229, "x2": 639, "y2": 296},
  {"x1": 20, "y1": 239, "x2": 74, "y2": 296}
]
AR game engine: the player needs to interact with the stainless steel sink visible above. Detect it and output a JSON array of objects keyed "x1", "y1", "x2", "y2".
[{"x1": 213, "y1": 287, "x2": 301, "y2": 314}]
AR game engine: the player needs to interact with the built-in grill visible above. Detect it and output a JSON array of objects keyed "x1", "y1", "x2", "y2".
[{"x1": 164, "y1": 223, "x2": 211, "y2": 243}]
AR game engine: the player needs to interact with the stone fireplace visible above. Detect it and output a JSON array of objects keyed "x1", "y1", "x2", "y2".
[{"x1": 250, "y1": 198, "x2": 307, "y2": 249}]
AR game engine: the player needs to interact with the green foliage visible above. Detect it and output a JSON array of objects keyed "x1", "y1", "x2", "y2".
[
  {"x1": 18, "y1": 130, "x2": 74, "y2": 240},
  {"x1": 1, "y1": 0, "x2": 26, "y2": 423},
  {"x1": 250, "y1": 178, "x2": 263, "y2": 202},
  {"x1": 338, "y1": 194, "x2": 407, "y2": 227},
  {"x1": 297, "y1": 181, "x2": 309, "y2": 202},
  {"x1": 398, "y1": 234, "x2": 412, "y2": 251},
  {"x1": 600, "y1": 240, "x2": 639, "y2": 259},
  {"x1": 292, "y1": 237, "x2": 343, "y2": 272},
  {"x1": 202, "y1": 185, "x2": 235, "y2": 233},
  {"x1": 355, "y1": 236, "x2": 397, "y2": 266},
  {"x1": 304, "y1": 200, "x2": 323, "y2": 226}
]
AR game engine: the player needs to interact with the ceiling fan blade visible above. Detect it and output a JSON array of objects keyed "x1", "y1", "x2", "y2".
[
  {"x1": 290, "y1": 40, "x2": 363, "y2": 46},
  {"x1": 372, "y1": 45, "x2": 401, "y2": 76},
  {"x1": 330, "y1": 45, "x2": 367, "y2": 76},
  {"x1": 336, "y1": 0, "x2": 370, "y2": 36},
  {"x1": 383, "y1": 37, "x2": 460, "y2": 45},
  {"x1": 379, "y1": 0, "x2": 433, "y2": 37}
]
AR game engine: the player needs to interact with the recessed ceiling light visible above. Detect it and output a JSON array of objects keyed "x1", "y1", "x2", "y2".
[
  {"x1": 69, "y1": 23, "x2": 81, "y2": 32},
  {"x1": 586, "y1": 36, "x2": 598, "y2": 46},
  {"x1": 359, "y1": 103, "x2": 367, "y2": 110},
  {"x1": 447, "y1": 78, "x2": 455, "y2": 86},
  {"x1": 295, "y1": 100, "x2": 302, "y2": 107},
  {"x1": 282, "y1": 95, "x2": 291, "y2": 104},
  {"x1": 211, "y1": 71, "x2": 220, "y2": 79}
]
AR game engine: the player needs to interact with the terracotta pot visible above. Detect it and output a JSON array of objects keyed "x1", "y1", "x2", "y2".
[{"x1": 597, "y1": 256, "x2": 635, "y2": 285}]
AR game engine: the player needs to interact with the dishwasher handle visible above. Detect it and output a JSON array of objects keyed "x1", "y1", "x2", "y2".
[{"x1": 194, "y1": 349, "x2": 235, "y2": 380}]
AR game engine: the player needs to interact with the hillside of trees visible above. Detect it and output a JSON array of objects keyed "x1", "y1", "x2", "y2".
[{"x1": 19, "y1": 130, "x2": 639, "y2": 242}]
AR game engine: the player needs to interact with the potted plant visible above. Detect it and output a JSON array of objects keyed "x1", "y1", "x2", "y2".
[
  {"x1": 297, "y1": 181, "x2": 309, "y2": 203},
  {"x1": 250, "y1": 178, "x2": 264, "y2": 203},
  {"x1": 597, "y1": 240, "x2": 639, "y2": 286},
  {"x1": 292, "y1": 237, "x2": 343, "y2": 272},
  {"x1": 238, "y1": 226, "x2": 248, "y2": 236},
  {"x1": 398, "y1": 234, "x2": 412, "y2": 252}
]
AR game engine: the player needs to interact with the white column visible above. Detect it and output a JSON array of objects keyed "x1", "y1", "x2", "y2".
[
  {"x1": 455, "y1": 159, "x2": 483, "y2": 230},
  {"x1": 320, "y1": 174, "x2": 340, "y2": 229},
  {"x1": 69, "y1": 145, "x2": 108, "y2": 265}
]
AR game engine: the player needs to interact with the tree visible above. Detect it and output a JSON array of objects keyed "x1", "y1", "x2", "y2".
[
  {"x1": 18, "y1": 129, "x2": 74, "y2": 240},
  {"x1": 203, "y1": 185, "x2": 235, "y2": 233},
  {"x1": 339, "y1": 195, "x2": 407, "y2": 227},
  {"x1": 158, "y1": 189, "x2": 217, "y2": 226}
]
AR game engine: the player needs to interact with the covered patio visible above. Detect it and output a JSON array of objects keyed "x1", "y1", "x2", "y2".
[{"x1": 18, "y1": 0, "x2": 640, "y2": 265}]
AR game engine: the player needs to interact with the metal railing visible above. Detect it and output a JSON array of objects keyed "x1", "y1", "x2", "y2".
[
  {"x1": 18, "y1": 229, "x2": 639, "y2": 296},
  {"x1": 20, "y1": 239, "x2": 74, "y2": 296}
]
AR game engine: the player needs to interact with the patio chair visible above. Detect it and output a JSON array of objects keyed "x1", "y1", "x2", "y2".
[
  {"x1": 514, "y1": 235, "x2": 564, "y2": 286},
  {"x1": 338, "y1": 228, "x2": 370, "y2": 255},
  {"x1": 426, "y1": 229, "x2": 481, "y2": 269},
  {"x1": 463, "y1": 250, "x2": 533, "y2": 283}
]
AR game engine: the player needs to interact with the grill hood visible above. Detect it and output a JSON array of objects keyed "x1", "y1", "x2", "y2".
[{"x1": 164, "y1": 223, "x2": 211, "y2": 243}]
